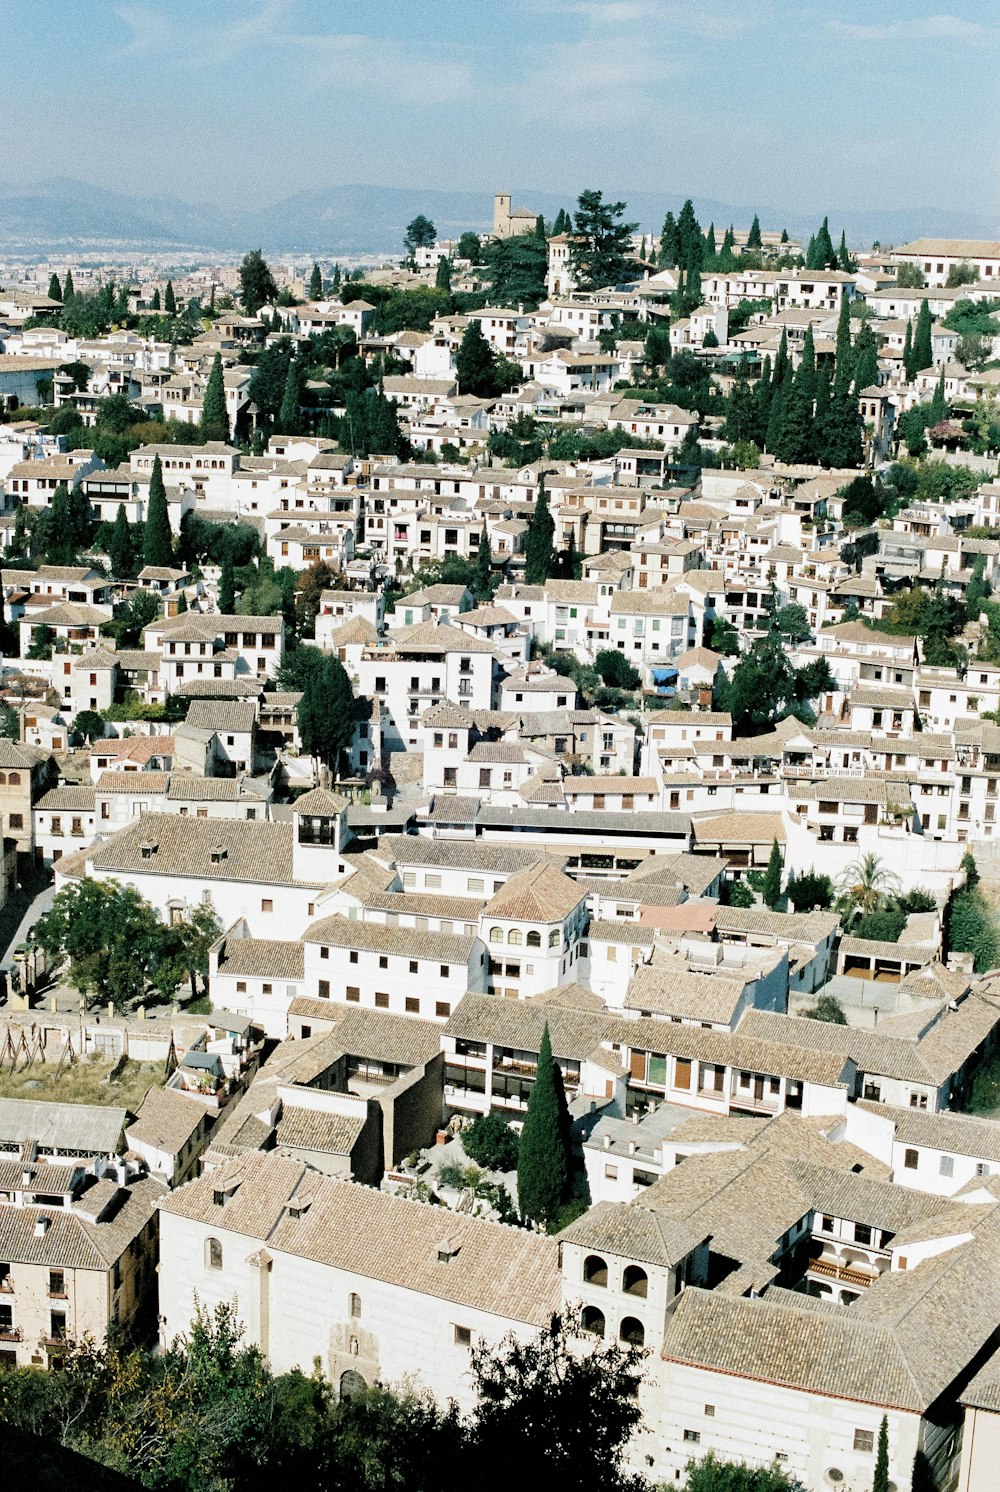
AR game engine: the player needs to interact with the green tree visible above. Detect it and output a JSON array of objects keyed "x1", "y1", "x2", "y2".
[
  {"x1": 928, "y1": 368, "x2": 948, "y2": 425},
  {"x1": 785, "y1": 869, "x2": 834, "y2": 911},
  {"x1": 804, "y1": 994, "x2": 848, "y2": 1025},
  {"x1": 686, "y1": 1451, "x2": 797, "y2": 1492},
  {"x1": 762, "y1": 839, "x2": 783, "y2": 908},
  {"x1": 838, "y1": 853, "x2": 901, "y2": 918},
  {"x1": 456, "y1": 321, "x2": 497, "y2": 397},
  {"x1": 107, "y1": 503, "x2": 135, "y2": 578},
  {"x1": 150, "y1": 285, "x2": 161, "y2": 311},
  {"x1": 34, "y1": 877, "x2": 170, "y2": 1006},
  {"x1": 873, "y1": 1415, "x2": 890, "y2": 1492},
  {"x1": 297, "y1": 649, "x2": 355, "y2": 775},
  {"x1": 483, "y1": 233, "x2": 548, "y2": 308},
  {"x1": 524, "y1": 477, "x2": 555, "y2": 585},
  {"x1": 462, "y1": 1110, "x2": 519, "y2": 1171},
  {"x1": 219, "y1": 548, "x2": 236, "y2": 613},
  {"x1": 200, "y1": 352, "x2": 229, "y2": 443},
  {"x1": 594, "y1": 650, "x2": 641, "y2": 690},
  {"x1": 552, "y1": 207, "x2": 571, "y2": 237},
  {"x1": 962, "y1": 848, "x2": 981, "y2": 891},
  {"x1": 775, "y1": 325, "x2": 816, "y2": 464},
  {"x1": 948, "y1": 888, "x2": 1000, "y2": 972},
  {"x1": 896, "y1": 261, "x2": 925, "y2": 289},
  {"x1": 47, "y1": 272, "x2": 62, "y2": 302},
  {"x1": 63, "y1": 268, "x2": 75, "y2": 298},
  {"x1": 309, "y1": 262, "x2": 323, "y2": 299},
  {"x1": 902, "y1": 319, "x2": 915, "y2": 380},
  {"x1": 473, "y1": 523, "x2": 494, "y2": 602},
  {"x1": 278, "y1": 359, "x2": 300, "y2": 433},
  {"x1": 838, "y1": 230, "x2": 854, "y2": 272},
  {"x1": 239, "y1": 248, "x2": 279, "y2": 316},
  {"x1": 457, "y1": 231, "x2": 482, "y2": 262},
  {"x1": 163, "y1": 279, "x2": 176, "y2": 316},
  {"x1": 913, "y1": 298, "x2": 934, "y2": 374},
  {"x1": 403, "y1": 214, "x2": 437, "y2": 257},
  {"x1": 569, "y1": 189, "x2": 637, "y2": 291},
  {"x1": 143, "y1": 453, "x2": 173, "y2": 567},
  {"x1": 658, "y1": 210, "x2": 679, "y2": 267},
  {"x1": 946, "y1": 260, "x2": 979, "y2": 288},
  {"x1": 746, "y1": 214, "x2": 762, "y2": 250},
  {"x1": 468, "y1": 1313, "x2": 643, "y2": 1492},
  {"x1": 516, "y1": 1023, "x2": 571, "y2": 1228},
  {"x1": 435, "y1": 256, "x2": 452, "y2": 292}
]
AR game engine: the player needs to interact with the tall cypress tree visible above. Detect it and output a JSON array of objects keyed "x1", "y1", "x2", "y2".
[
  {"x1": 771, "y1": 327, "x2": 790, "y2": 392},
  {"x1": 63, "y1": 268, "x2": 75, "y2": 299},
  {"x1": 535, "y1": 214, "x2": 546, "y2": 240},
  {"x1": 776, "y1": 325, "x2": 816, "y2": 465},
  {"x1": 219, "y1": 548, "x2": 236, "y2": 614},
  {"x1": 435, "y1": 257, "x2": 452, "y2": 292},
  {"x1": 752, "y1": 355, "x2": 773, "y2": 445},
  {"x1": 763, "y1": 839, "x2": 783, "y2": 908},
  {"x1": 309, "y1": 263, "x2": 322, "y2": 299},
  {"x1": 852, "y1": 324, "x2": 879, "y2": 394},
  {"x1": 704, "y1": 223, "x2": 716, "y2": 259},
  {"x1": 929, "y1": 368, "x2": 948, "y2": 425},
  {"x1": 747, "y1": 214, "x2": 762, "y2": 250},
  {"x1": 838, "y1": 230, "x2": 853, "y2": 272},
  {"x1": 913, "y1": 299, "x2": 933, "y2": 374},
  {"x1": 658, "y1": 210, "x2": 679, "y2": 268},
  {"x1": 201, "y1": 352, "x2": 229, "y2": 442},
  {"x1": 164, "y1": 280, "x2": 177, "y2": 316},
  {"x1": 872, "y1": 1417, "x2": 890, "y2": 1492},
  {"x1": 278, "y1": 361, "x2": 299, "y2": 434},
  {"x1": 833, "y1": 294, "x2": 853, "y2": 387},
  {"x1": 516, "y1": 1023, "x2": 571, "y2": 1228},
  {"x1": 902, "y1": 320, "x2": 914, "y2": 381},
  {"x1": 150, "y1": 286, "x2": 161, "y2": 312},
  {"x1": 47, "y1": 272, "x2": 62, "y2": 302},
  {"x1": 143, "y1": 454, "x2": 173, "y2": 567},
  {"x1": 108, "y1": 503, "x2": 135, "y2": 578},
  {"x1": 676, "y1": 199, "x2": 700, "y2": 270},
  {"x1": 474, "y1": 522, "x2": 493, "y2": 601},
  {"x1": 524, "y1": 476, "x2": 555, "y2": 585}
]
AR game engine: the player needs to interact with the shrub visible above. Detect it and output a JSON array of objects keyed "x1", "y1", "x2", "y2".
[
  {"x1": 785, "y1": 869, "x2": 834, "y2": 912},
  {"x1": 462, "y1": 1110, "x2": 520, "y2": 1171},
  {"x1": 803, "y1": 994, "x2": 848, "y2": 1025}
]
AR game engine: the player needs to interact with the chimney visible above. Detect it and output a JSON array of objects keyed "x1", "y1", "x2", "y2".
[{"x1": 34, "y1": 1215, "x2": 50, "y2": 1237}]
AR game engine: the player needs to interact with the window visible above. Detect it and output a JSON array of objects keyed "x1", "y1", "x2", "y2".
[
  {"x1": 346, "y1": 986, "x2": 360, "y2": 1002},
  {"x1": 620, "y1": 1317, "x2": 644, "y2": 1347},
  {"x1": 375, "y1": 992, "x2": 389, "y2": 1009},
  {"x1": 8, "y1": 815, "x2": 22, "y2": 831},
  {"x1": 939, "y1": 1154, "x2": 954, "y2": 1178},
  {"x1": 604, "y1": 1164, "x2": 618, "y2": 1180},
  {"x1": 206, "y1": 1238, "x2": 223, "y2": 1269},
  {"x1": 853, "y1": 1429, "x2": 875, "y2": 1454},
  {"x1": 580, "y1": 1305, "x2": 605, "y2": 1337},
  {"x1": 349, "y1": 1292, "x2": 361, "y2": 1318},
  {"x1": 261, "y1": 899, "x2": 273, "y2": 913},
  {"x1": 683, "y1": 1429, "x2": 701, "y2": 1444},
  {"x1": 378, "y1": 955, "x2": 388, "y2": 969},
  {"x1": 526, "y1": 930, "x2": 541, "y2": 948},
  {"x1": 405, "y1": 996, "x2": 419, "y2": 1013},
  {"x1": 318, "y1": 980, "x2": 330, "y2": 999},
  {"x1": 704, "y1": 1405, "x2": 715, "y2": 1417},
  {"x1": 435, "y1": 1001, "x2": 451, "y2": 1018},
  {"x1": 583, "y1": 1254, "x2": 608, "y2": 1286},
  {"x1": 48, "y1": 1270, "x2": 65, "y2": 1297},
  {"x1": 454, "y1": 1324, "x2": 472, "y2": 1347},
  {"x1": 508, "y1": 928, "x2": 522, "y2": 946},
  {"x1": 548, "y1": 930, "x2": 560, "y2": 948},
  {"x1": 903, "y1": 1148, "x2": 919, "y2": 1170},
  {"x1": 854, "y1": 1224, "x2": 872, "y2": 1246},
  {"x1": 489, "y1": 926, "x2": 503, "y2": 944},
  {"x1": 349, "y1": 950, "x2": 359, "y2": 964},
  {"x1": 623, "y1": 1264, "x2": 648, "y2": 1298}
]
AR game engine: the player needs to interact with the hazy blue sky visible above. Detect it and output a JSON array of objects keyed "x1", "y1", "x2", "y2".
[{"x1": 2, "y1": 0, "x2": 996, "y2": 213}]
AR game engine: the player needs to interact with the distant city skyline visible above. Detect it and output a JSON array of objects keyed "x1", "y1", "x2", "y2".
[{"x1": 2, "y1": 0, "x2": 997, "y2": 218}]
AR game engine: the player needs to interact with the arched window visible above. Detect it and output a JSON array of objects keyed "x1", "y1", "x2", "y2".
[
  {"x1": 526, "y1": 930, "x2": 541, "y2": 948},
  {"x1": 340, "y1": 1369, "x2": 366, "y2": 1398},
  {"x1": 489, "y1": 926, "x2": 504, "y2": 944},
  {"x1": 620, "y1": 1316, "x2": 644, "y2": 1347},
  {"x1": 206, "y1": 1237, "x2": 223, "y2": 1269},
  {"x1": 581, "y1": 1305, "x2": 605, "y2": 1338},
  {"x1": 583, "y1": 1254, "x2": 608, "y2": 1287},
  {"x1": 623, "y1": 1264, "x2": 648, "y2": 1298},
  {"x1": 507, "y1": 928, "x2": 522, "y2": 946},
  {"x1": 8, "y1": 773, "x2": 19, "y2": 786},
  {"x1": 0, "y1": 773, "x2": 7, "y2": 786},
  {"x1": 349, "y1": 1292, "x2": 362, "y2": 1319},
  {"x1": 548, "y1": 930, "x2": 560, "y2": 948}
]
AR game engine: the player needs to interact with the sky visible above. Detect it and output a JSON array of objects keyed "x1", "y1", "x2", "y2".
[{"x1": 1, "y1": 0, "x2": 997, "y2": 216}]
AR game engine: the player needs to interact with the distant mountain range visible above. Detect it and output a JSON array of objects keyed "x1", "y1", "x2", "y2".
[{"x1": 0, "y1": 176, "x2": 996, "y2": 258}]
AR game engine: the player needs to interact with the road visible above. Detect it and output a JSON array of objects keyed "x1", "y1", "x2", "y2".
[{"x1": 0, "y1": 876, "x2": 54, "y2": 972}]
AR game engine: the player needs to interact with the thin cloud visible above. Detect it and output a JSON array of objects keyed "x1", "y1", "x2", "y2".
[{"x1": 826, "y1": 14, "x2": 991, "y2": 43}]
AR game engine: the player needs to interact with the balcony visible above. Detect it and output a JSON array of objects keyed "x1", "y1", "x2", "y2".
[
  {"x1": 807, "y1": 1256, "x2": 879, "y2": 1289},
  {"x1": 0, "y1": 1327, "x2": 21, "y2": 1342}
]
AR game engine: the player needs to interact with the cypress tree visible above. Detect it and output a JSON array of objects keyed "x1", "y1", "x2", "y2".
[
  {"x1": 456, "y1": 321, "x2": 496, "y2": 397},
  {"x1": 435, "y1": 256, "x2": 452, "y2": 292},
  {"x1": 805, "y1": 234, "x2": 818, "y2": 270},
  {"x1": 722, "y1": 225, "x2": 735, "y2": 255},
  {"x1": 913, "y1": 299, "x2": 933, "y2": 374},
  {"x1": 332, "y1": 263, "x2": 342, "y2": 290},
  {"x1": 63, "y1": 268, "x2": 75, "y2": 299},
  {"x1": 201, "y1": 352, "x2": 229, "y2": 442},
  {"x1": 108, "y1": 504, "x2": 135, "y2": 578},
  {"x1": 658, "y1": 211, "x2": 679, "y2": 267},
  {"x1": 474, "y1": 522, "x2": 493, "y2": 601},
  {"x1": 752, "y1": 355, "x2": 773, "y2": 445},
  {"x1": 838, "y1": 230, "x2": 852, "y2": 272},
  {"x1": 833, "y1": 294, "x2": 853, "y2": 386},
  {"x1": 164, "y1": 280, "x2": 177, "y2": 315},
  {"x1": 535, "y1": 214, "x2": 546, "y2": 240},
  {"x1": 209, "y1": 284, "x2": 216, "y2": 313},
  {"x1": 776, "y1": 325, "x2": 816, "y2": 465},
  {"x1": 815, "y1": 216, "x2": 835, "y2": 269},
  {"x1": 747, "y1": 214, "x2": 762, "y2": 250},
  {"x1": 47, "y1": 484, "x2": 73, "y2": 564},
  {"x1": 516, "y1": 1023, "x2": 571, "y2": 1228},
  {"x1": 278, "y1": 360, "x2": 299, "y2": 434},
  {"x1": 524, "y1": 476, "x2": 555, "y2": 585},
  {"x1": 929, "y1": 368, "x2": 948, "y2": 425},
  {"x1": 219, "y1": 548, "x2": 236, "y2": 614},
  {"x1": 765, "y1": 376, "x2": 788, "y2": 454},
  {"x1": 872, "y1": 1416, "x2": 890, "y2": 1492},
  {"x1": 151, "y1": 286, "x2": 161, "y2": 312},
  {"x1": 771, "y1": 327, "x2": 790, "y2": 392},
  {"x1": 902, "y1": 320, "x2": 914, "y2": 381},
  {"x1": 852, "y1": 324, "x2": 879, "y2": 394},
  {"x1": 704, "y1": 223, "x2": 716, "y2": 259},
  {"x1": 47, "y1": 272, "x2": 62, "y2": 302},
  {"x1": 143, "y1": 454, "x2": 173, "y2": 567},
  {"x1": 309, "y1": 263, "x2": 322, "y2": 299},
  {"x1": 763, "y1": 839, "x2": 783, "y2": 908},
  {"x1": 676, "y1": 199, "x2": 700, "y2": 269}
]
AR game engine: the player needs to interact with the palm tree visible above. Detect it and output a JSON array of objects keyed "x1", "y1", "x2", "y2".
[{"x1": 837, "y1": 853, "x2": 901, "y2": 918}]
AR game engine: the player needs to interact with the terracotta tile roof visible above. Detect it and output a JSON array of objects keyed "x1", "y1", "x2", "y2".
[
  {"x1": 483, "y1": 863, "x2": 585, "y2": 921},
  {"x1": 303, "y1": 913, "x2": 478, "y2": 964}
]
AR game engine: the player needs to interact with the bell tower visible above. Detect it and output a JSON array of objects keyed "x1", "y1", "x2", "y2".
[{"x1": 493, "y1": 192, "x2": 512, "y2": 238}]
